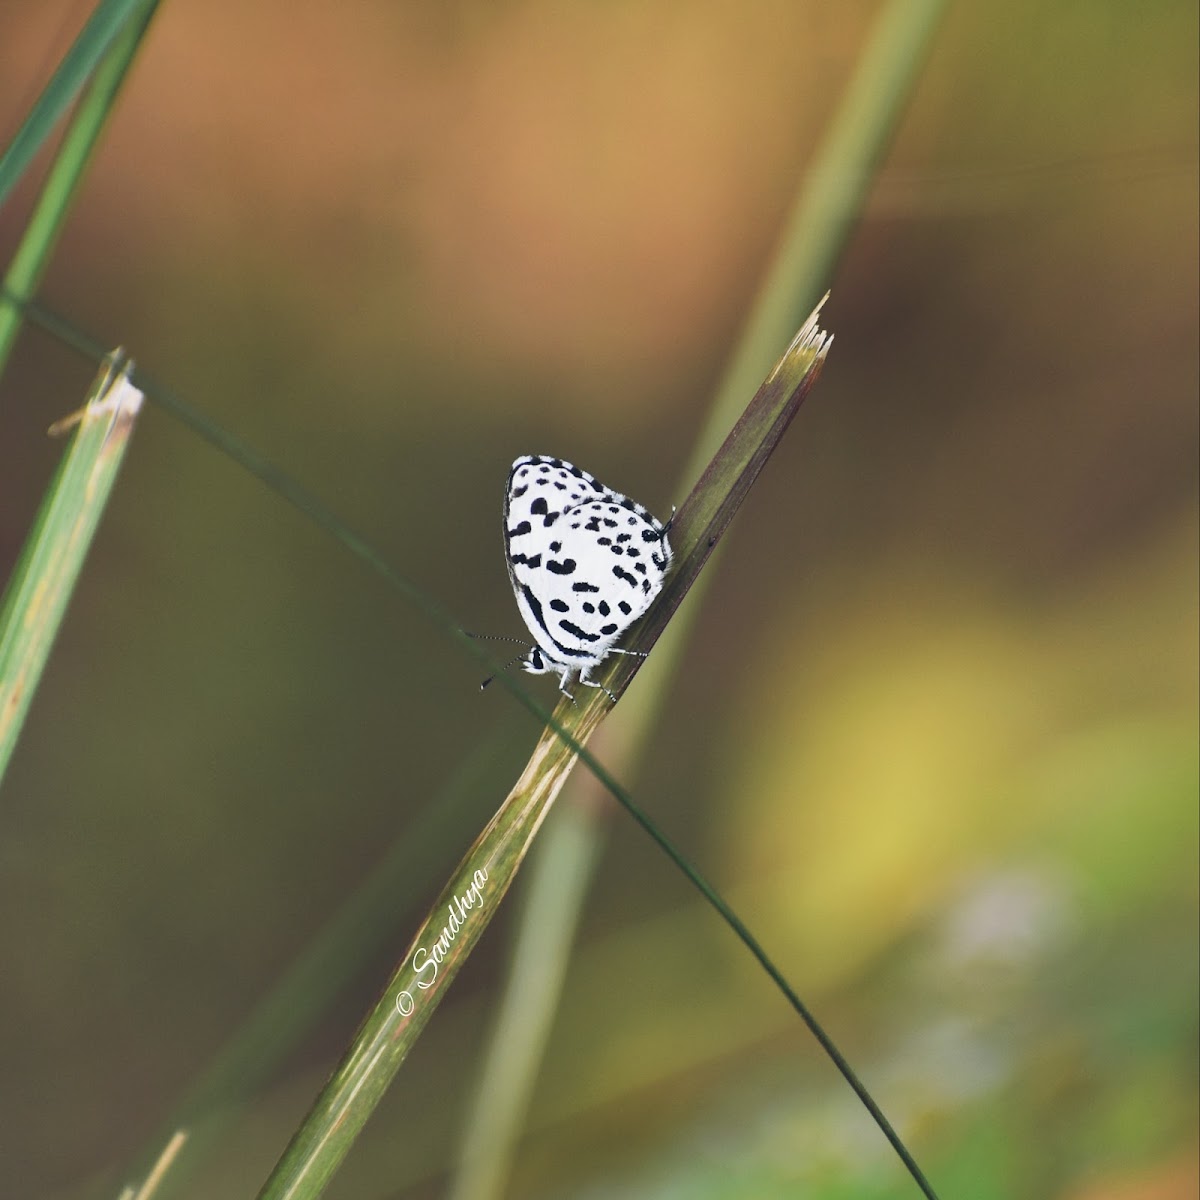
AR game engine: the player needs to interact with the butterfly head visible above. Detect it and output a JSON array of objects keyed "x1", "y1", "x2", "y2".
[
  {"x1": 520, "y1": 648, "x2": 549, "y2": 676},
  {"x1": 520, "y1": 646, "x2": 587, "y2": 701}
]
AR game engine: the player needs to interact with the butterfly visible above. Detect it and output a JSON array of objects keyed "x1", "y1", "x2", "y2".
[{"x1": 485, "y1": 455, "x2": 673, "y2": 701}]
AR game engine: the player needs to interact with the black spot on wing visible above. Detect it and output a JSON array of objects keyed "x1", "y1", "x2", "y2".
[
  {"x1": 618, "y1": 600, "x2": 632, "y2": 615},
  {"x1": 550, "y1": 599, "x2": 569, "y2": 612},
  {"x1": 572, "y1": 581, "x2": 599, "y2": 592},
  {"x1": 530, "y1": 497, "x2": 548, "y2": 515},
  {"x1": 600, "y1": 623, "x2": 618, "y2": 635},
  {"x1": 509, "y1": 552, "x2": 541, "y2": 568},
  {"x1": 547, "y1": 558, "x2": 577, "y2": 575},
  {"x1": 613, "y1": 565, "x2": 638, "y2": 587},
  {"x1": 598, "y1": 600, "x2": 610, "y2": 616},
  {"x1": 559, "y1": 620, "x2": 599, "y2": 642},
  {"x1": 521, "y1": 585, "x2": 592, "y2": 661},
  {"x1": 508, "y1": 521, "x2": 531, "y2": 537}
]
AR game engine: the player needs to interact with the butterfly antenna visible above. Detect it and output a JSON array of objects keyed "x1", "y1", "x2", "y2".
[
  {"x1": 479, "y1": 649, "x2": 530, "y2": 691},
  {"x1": 661, "y1": 504, "x2": 677, "y2": 535}
]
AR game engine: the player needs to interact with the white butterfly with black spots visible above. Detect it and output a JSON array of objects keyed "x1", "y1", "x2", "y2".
[{"x1": 501, "y1": 454, "x2": 673, "y2": 700}]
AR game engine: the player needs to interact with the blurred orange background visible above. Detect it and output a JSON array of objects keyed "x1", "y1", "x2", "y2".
[{"x1": 0, "y1": 2, "x2": 1196, "y2": 1198}]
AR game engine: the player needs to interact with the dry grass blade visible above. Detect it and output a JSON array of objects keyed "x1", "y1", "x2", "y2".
[
  {"x1": 255, "y1": 302, "x2": 831, "y2": 1199},
  {"x1": 610, "y1": 298, "x2": 833, "y2": 691}
]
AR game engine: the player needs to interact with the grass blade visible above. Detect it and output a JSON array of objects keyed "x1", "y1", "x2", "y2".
[
  {"x1": 0, "y1": 0, "x2": 161, "y2": 372},
  {"x1": 0, "y1": 0, "x2": 155, "y2": 209},
  {"x1": 254, "y1": 308, "x2": 831, "y2": 1199},
  {"x1": 449, "y1": 799, "x2": 602, "y2": 1200},
  {"x1": 0, "y1": 353, "x2": 144, "y2": 787},
  {"x1": 705, "y1": 0, "x2": 948, "y2": 454},
  {"x1": 452, "y1": 1, "x2": 950, "y2": 1192}
]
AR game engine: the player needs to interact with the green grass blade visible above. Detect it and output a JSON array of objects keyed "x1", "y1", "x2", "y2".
[
  {"x1": 254, "y1": 309, "x2": 831, "y2": 1200},
  {"x1": 0, "y1": 0, "x2": 161, "y2": 373},
  {"x1": 0, "y1": 353, "x2": 144, "y2": 788},
  {"x1": 451, "y1": 2, "x2": 950, "y2": 1193},
  {"x1": 0, "y1": 0, "x2": 154, "y2": 210},
  {"x1": 703, "y1": 0, "x2": 948, "y2": 463},
  {"x1": 449, "y1": 799, "x2": 602, "y2": 1200}
]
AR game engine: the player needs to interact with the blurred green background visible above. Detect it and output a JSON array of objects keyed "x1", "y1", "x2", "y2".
[{"x1": 0, "y1": 2, "x2": 1196, "y2": 1198}]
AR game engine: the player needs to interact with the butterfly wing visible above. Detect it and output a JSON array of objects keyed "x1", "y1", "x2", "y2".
[{"x1": 503, "y1": 456, "x2": 671, "y2": 669}]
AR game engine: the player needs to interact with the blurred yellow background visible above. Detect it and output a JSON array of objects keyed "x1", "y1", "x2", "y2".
[{"x1": 0, "y1": 2, "x2": 1195, "y2": 1198}]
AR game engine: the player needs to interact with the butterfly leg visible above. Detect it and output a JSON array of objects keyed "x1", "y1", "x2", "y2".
[
  {"x1": 606, "y1": 647, "x2": 648, "y2": 659},
  {"x1": 554, "y1": 668, "x2": 578, "y2": 704},
  {"x1": 577, "y1": 668, "x2": 618, "y2": 704}
]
